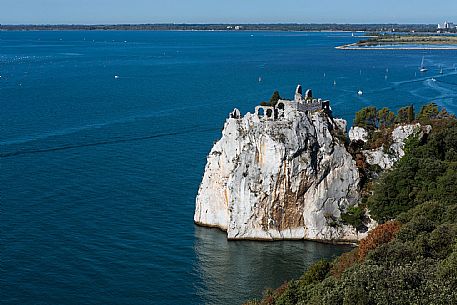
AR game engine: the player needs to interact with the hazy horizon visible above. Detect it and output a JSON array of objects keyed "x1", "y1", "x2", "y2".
[
  {"x1": 0, "y1": 22, "x2": 445, "y2": 26},
  {"x1": 1, "y1": 0, "x2": 456, "y2": 25}
]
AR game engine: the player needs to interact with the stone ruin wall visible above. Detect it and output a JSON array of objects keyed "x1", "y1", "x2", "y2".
[{"x1": 231, "y1": 84, "x2": 330, "y2": 121}]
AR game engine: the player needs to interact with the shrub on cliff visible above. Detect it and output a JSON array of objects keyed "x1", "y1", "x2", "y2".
[
  {"x1": 354, "y1": 106, "x2": 378, "y2": 129},
  {"x1": 300, "y1": 259, "x2": 331, "y2": 284},
  {"x1": 367, "y1": 120, "x2": 457, "y2": 223},
  {"x1": 396, "y1": 105, "x2": 415, "y2": 124},
  {"x1": 417, "y1": 103, "x2": 455, "y2": 125},
  {"x1": 330, "y1": 249, "x2": 359, "y2": 278},
  {"x1": 357, "y1": 221, "x2": 401, "y2": 260},
  {"x1": 269, "y1": 91, "x2": 281, "y2": 106},
  {"x1": 352, "y1": 103, "x2": 453, "y2": 131},
  {"x1": 340, "y1": 205, "x2": 366, "y2": 230},
  {"x1": 377, "y1": 107, "x2": 396, "y2": 128},
  {"x1": 417, "y1": 102, "x2": 440, "y2": 123},
  {"x1": 260, "y1": 91, "x2": 282, "y2": 107},
  {"x1": 365, "y1": 128, "x2": 394, "y2": 151},
  {"x1": 355, "y1": 106, "x2": 406, "y2": 129}
]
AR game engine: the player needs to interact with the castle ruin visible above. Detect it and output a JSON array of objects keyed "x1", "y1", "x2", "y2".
[{"x1": 250, "y1": 85, "x2": 331, "y2": 121}]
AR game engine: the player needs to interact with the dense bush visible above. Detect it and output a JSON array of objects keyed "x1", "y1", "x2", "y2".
[
  {"x1": 260, "y1": 91, "x2": 282, "y2": 107},
  {"x1": 365, "y1": 128, "x2": 393, "y2": 151},
  {"x1": 357, "y1": 221, "x2": 402, "y2": 261},
  {"x1": 377, "y1": 107, "x2": 396, "y2": 128},
  {"x1": 396, "y1": 105, "x2": 415, "y2": 124},
  {"x1": 245, "y1": 114, "x2": 457, "y2": 305},
  {"x1": 417, "y1": 102, "x2": 439, "y2": 123},
  {"x1": 354, "y1": 105, "x2": 413, "y2": 129},
  {"x1": 354, "y1": 106, "x2": 378, "y2": 129},
  {"x1": 330, "y1": 249, "x2": 359, "y2": 278},
  {"x1": 340, "y1": 205, "x2": 366, "y2": 230},
  {"x1": 367, "y1": 118, "x2": 457, "y2": 223}
]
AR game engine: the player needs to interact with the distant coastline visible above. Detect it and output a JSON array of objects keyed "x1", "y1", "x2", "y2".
[
  {"x1": 337, "y1": 34, "x2": 457, "y2": 50},
  {"x1": 0, "y1": 23, "x2": 440, "y2": 32}
]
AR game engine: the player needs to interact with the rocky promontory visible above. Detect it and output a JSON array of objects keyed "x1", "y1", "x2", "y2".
[
  {"x1": 194, "y1": 86, "x2": 428, "y2": 242},
  {"x1": 195, "y1": 86, "x2": 368, "y2": 241}
]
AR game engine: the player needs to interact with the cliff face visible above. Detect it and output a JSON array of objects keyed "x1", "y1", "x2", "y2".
[
  {"x1": 194, "y1": 101, "x2": 363, "y2": 241},
  {"x1": 349, "y1": 124, "x2": 432, "y2": 170}
]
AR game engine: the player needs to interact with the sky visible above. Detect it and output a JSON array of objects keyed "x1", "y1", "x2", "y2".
[{"x1": 1, "y1": 0, "x2": 456, "y2": 25}]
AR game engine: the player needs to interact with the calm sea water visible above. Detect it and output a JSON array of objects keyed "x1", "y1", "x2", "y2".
[{"x1": 1, "y1": 31, "x2": 456, "y2": 305}]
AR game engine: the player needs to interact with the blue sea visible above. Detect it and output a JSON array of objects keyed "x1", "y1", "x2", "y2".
[{"x1": 1, "y1": 31, "x2": 456, "y2": 305}]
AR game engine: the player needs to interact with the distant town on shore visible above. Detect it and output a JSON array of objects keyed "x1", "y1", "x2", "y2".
[{"x1": 0, "y1": 23, "x2": 456, "y2": 33}]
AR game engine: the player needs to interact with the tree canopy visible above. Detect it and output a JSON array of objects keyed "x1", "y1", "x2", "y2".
[{"x1": 260, "y1": 90, "x2": 282, "y2": 107}]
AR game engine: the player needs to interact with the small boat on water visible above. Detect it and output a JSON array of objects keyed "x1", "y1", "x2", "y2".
[
  {"x1": 357, "y1": 90, "x2": 363, "y2": 95},
  {"x1": 440, "y1": 67, "x2": 444, "y2": 74},
  {"x1": 419, "y1": 56, "x2": 428, "y2": 72}
]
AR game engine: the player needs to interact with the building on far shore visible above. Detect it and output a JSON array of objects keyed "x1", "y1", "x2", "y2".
[
  {"x1": 437, "y1": 21, "x2": 457, "y2": 33},
  {"x1": 437, "y1": 21, "x2": 456, "y2": 30}
]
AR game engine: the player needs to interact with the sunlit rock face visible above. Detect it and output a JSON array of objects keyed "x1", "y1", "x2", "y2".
[
  {"x1": 348, "y1": 126, "x2": 368, "y2": 142},
  {"x1": 195, "y1": 99, "x2": 363, "y2": 242},
  {"x1": 349, "y1": 124, "x2": 432, "y2": 170}
]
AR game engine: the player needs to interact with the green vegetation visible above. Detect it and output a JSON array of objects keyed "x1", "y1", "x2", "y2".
[
  {"x1": 377, "y1": 107, "x2": 396, "y2": 128},
  {"x1": 416, "y1": 102, "x2": 450, "y2": 124},
  {"x1": 354, "y1": 105, "x2": 415, "y2": 129},
  {"x1": 368, "y1": 117, "x2": 457, "y2": 223},
  {"x1": 245, "y1": 106, "x2": 457, "y2": 305},
  {"x1": 396, "y1": 105, "x2": 415, "y2": 124},
  {"x1": 340, "y1": 205, "x2": 366, "y2": 230},
  {"x1": 354, "y1": 106, "x2": 378, "y2": 129},
  {"x1": 348, "y1": 34, "x2": 457, "y2": 48},
  {"x1": 352, "y1": 106, "x2": 397, "y2": 152},
  {"x1": 353, "y1": 103, "x2": 453, "y2": 151},
  {"x1": 261, "y1": 91, "x2": 282, "y2": 107}
]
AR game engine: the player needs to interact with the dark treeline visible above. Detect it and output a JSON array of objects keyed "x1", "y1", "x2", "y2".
[{"x1": 0, "y1": 23, "x2": 438, "y2": 32}]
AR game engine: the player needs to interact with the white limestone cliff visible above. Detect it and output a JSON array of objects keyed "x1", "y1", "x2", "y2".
[
  {"x1": 194, "y1": 98, "x2": 366, "y2": 242},
  {"x1": 349, "y1": 126, "x2": 368, "y2": 142},
  {"x1": 349, "y1": 124, "x2": 432, "y2": 170}
]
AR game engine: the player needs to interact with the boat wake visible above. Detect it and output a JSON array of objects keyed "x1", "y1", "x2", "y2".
[
  {"x1": 0, "y1": 100, "x2": 229, "y2": 147},
  {"x1": 0, "y1": 126, "x2": 220, "y2": 159}
]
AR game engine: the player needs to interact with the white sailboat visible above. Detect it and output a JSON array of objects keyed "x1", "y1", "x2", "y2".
[{"x1": 419, "y1": 56, "x2": 427, "y2": 72}]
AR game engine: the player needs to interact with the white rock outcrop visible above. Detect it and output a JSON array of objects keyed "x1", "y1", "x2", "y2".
[
  {"x1": 195, "y1": 102, "x2": 365, "y2": 241},
  {"x1": 349, "y1": 126, "x2": 369, "y2": 143},
  {"x1": 350, "y1": 124, "x2": 431, "y2": 170}
]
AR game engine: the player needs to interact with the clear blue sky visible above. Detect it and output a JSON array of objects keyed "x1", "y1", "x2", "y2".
[{"x1": 1, "y1": 0, "x2": 456, "y2": 24}]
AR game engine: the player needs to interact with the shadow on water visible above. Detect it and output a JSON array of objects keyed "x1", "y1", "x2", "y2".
[{"x1": 193, "y1": 227, "x2": 353, "y2": 305}]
